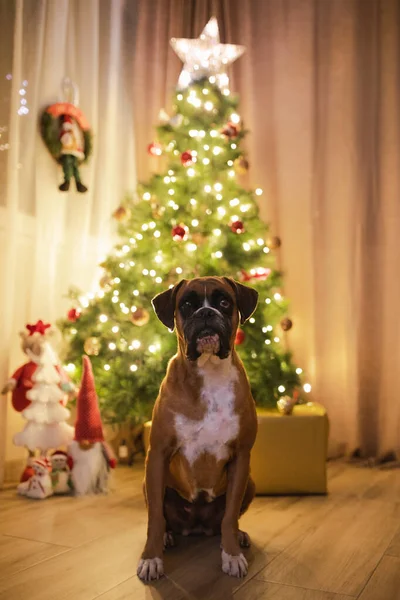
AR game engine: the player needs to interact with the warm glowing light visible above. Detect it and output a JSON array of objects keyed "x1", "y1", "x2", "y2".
[
  {"x1": 255, "y1": 188, "x2": 263, "y2": 196},
  {"x1": 149, "y1": 345, "x2": 157, "y2": 353},
  {"x1": 156, "y1": 277, "x2": 162, "y2": 283},
  {"x1": 265, "y1": 298, "x2": 271, "y2": 304},
  {"x1": 304, "y1": 383, "x2": 312, "y2": 393},
  {"x1": 129, "y1": 261, "x2": 135, "y2": 267},
  {"x1": 155, "y1": 255, "x2": 162, "y2": 263},
  {"x1": 150, "y1": 269, "x2": 156, "y2": 277},
  {"x1": 189, "y1": 129, "x2": 198, "y2": 137},
  {"x1": 99, "y1": 314, "x2": 108, "y2": 323},
  {"x1": 296, "y1": 367, "x2": 303, "y2": 375},
  {"x1": 187, "y1": 168, "x2": 195, "y2": 177},
  {"x1": 243, "y1": 242, "x2": 251, "y2": 251},
  {"x1": 214, "y1": 183, "x2": 223, "y2": 192},
  {"x1": 228, "y1": 170, "x2": 235, "y2": 177},
  {"x1": 249, "y1": 318, "x2": 255, "y2": 324},
  {"x1": 203, "y1": 158, "x2": 210, "y2": 165},
  {"x1": 142, "y1": 224, "x2": 148, "y2": 231},
  {"x1": 263, "y1": 247, "x2": 270, "y2": 254},
  {"x1": 192, "y1": 219, "x2": 199, "y2": 226},
  {"x1": 112, "y1": 297, "x2": 118, "y2": 303},
  {"x1": 149, "y1": 222, "x2": 156, "y2": 229},
  {"x1": 209, "y1": 75, "x2": 216, "y2": 83},
  {"x1": 216, "y1": 194, "x2": 222, "y2": 201},
  {"x1": 274, "y1": 293, "x2": 282, "y2": 301},
  {"x1": 119, "y1": 263, "x2": 125, "y2": 269},
  {"x1": 109, "y1": 342, "x2": 116, "y2": 350},
  {"x1": 257, "y1": 238, "x2": 264, "y2": 246},
  {"x1": 204, "y1": 185, "x2": 212, "y2": 193},
  {"x1": 202, "y1": 88, "x2": 209, "y2": 94},
  {"x1": 112, "y1": 326, "x2": 119, "y2": 333},
  {"x1": 203, "y1": 144, "x2": 210, "y2": 151},
  {"x1": 213, "y1": 229, "x2": 221, "y2": 237},
  {"x1": 143, "y1": 192, "x2": 151, "y2": 200},
  {"x1": 267, "y1": 325, "x2": 273, "y2": 331},
  {"x1": 190, "y1": 198, "x2": 197, "y2": 205},
  {"x1": 230, "y1": 113, "x2": 240, "y2": 124},
  {"x1": 133, "y1": 290, "x2": 139, "y2": 296},
  {"x1": 114, "y1": 277, "x2": 121, "y2": 284},
  {"x1": 227, "y1": 160, "x2": 234, "y2": 166},
  {"x1": 65, "y1": 363, "x2": 75, "y2": 373},
  {"x1": 164, "y1": 176, "x2": 170, "y2": 183},
  {"x1": 265, "y1": 339, "x2": 271, "y2": 345},
  {"x1": 231, "y1": 143, "x2": 237, "y2": 149},
  {"x1": 262, "y1": 327, "x2": 268, "y2": 333},
  {"x1": 154, "y1": 231, "x2": 161, "y2": 238},
  {"x1": 274, "y1": 337, "x2": 280, "y2": 343},
  {"x1": 168, "y1": 169, "x2": 174, "y2": 175},
  {"x1": 131, "y1": 340, "x2": 141, "y2": 349},
  {"x1": 130, "y1": 364, "x2": 138, "y2": 372},
  {"x1": 215, "y1": 251, "x2": 223, "y2": 258},
  {"x1": 204, "y1": 101, "x2": 214, "y2": 111},
  {"x1": 230, "y1": 198, "x2": 240, "y2": 206},
  {"x1": 177, "y1": 94, "x2": 183, "y2": 100},
  {"x1": 210, "y1": 130, "x2": 218, "y2": 138},
  {"x1": 217, "y1": 207, "x2": 226, "y2": 216},
  {"x1": 104, "y1": 364, "x2": 111, "y2": 371},
  {"x1": 176, "y1": 267, "x2": 183, "y2": 274},
  {"x1": 136, "y1": 234, "x2": 143, "y2": 240},
  {"x1": 278, "y1": 385, "x2": 286, "y2": 393},
  {"x1": 70, "y1": 328, "x2": 77, "y2": 335},
  {"x1": 142, "y1": 269, "x2": 149, "y2": 275},
  {"x1": 187, "y1": 243, "x2": 197, "y2": 252},
  {"x1": 213, "y1": 147, "x2": 221, "y2": 155},
  {"x1": 168, "y1": 189, "x2": 175, "y2": 195},
  {"x1": 240, "y1": 204, "x2": 250, "y2": 212},
  {"x1": 122, "y1": 244, "x2": 130, "y2": 252}
]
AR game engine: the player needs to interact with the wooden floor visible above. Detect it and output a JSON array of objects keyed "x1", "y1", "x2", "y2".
[{"x1": 0, "y1": 461, "x2": 400, "y2": 599}]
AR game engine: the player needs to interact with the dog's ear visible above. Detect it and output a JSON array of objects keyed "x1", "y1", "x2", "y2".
[
  {"x1": 151, "y1": 280, "x2": 186, "y2": 329},
  {"x1": 223, "y1": 278, "x2": 258, "y2": 324}
]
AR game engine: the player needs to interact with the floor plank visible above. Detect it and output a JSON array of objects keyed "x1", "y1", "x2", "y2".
[
  {"x1": 386, "y1": 527, "x2": 400, "y2": 557},
  {"x1": 234, "y1": 579, "x2": 353, "y2": 600},
  {"x1": 256, "y1": 497, "x2": 400, "y2": 596},
  {"x1": 0, "y1": 535, "x2": 69, "y2": 579},
  {"x1": 358, "y1": 555, "x2": 400, "y2": 600}
]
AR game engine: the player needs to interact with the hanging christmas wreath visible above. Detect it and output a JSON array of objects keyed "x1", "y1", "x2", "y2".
[{"x1": 40, "y1": 99, "x2": 93, "y2": 193}]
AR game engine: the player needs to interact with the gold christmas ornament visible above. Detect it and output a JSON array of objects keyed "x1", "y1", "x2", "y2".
[
  {"x1": 234, "y1": 157, "x2": 249, "y2": 175},
  {"x1": 131, "y1": 308, "x2": 150, "y2": 327},
  {"x1": 84, "y1": 337, "x2": 101, "y2": 356},
  {"x1": 151, "y1": 201, "x2": 165, "y2": 218},
  {"x1": 280, "y1": 318, "x2": 293, "y2": 332},
  {"x1": 112, "y1": 205, "x2": 131, "y2": 222},
  {"x1": 99, "y1": 274, "x2": 112, "y2": 289},
  {"x1": 277, "y1": 396, "x2": 296, "y2": 415},
  {"x1": 267, "y1": 236, "x2": 281, "y2": 250}
]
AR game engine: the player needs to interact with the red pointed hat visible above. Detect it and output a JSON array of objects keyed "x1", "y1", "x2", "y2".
[{"x1": 74, "y1": 356, "x2": 104, "y2": 443}]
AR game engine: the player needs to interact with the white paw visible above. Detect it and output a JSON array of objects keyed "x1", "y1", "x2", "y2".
[
  {"x1": 221, "y1": 550, "x2": 248, "y2": 578},
  {"x1": 137, "y1": 557, "x2": 164, "y2": 581}
]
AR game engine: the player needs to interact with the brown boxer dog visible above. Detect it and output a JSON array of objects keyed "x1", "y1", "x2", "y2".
[{"x1": 137, "y1": 276, "x2": 258, "y2": 581}]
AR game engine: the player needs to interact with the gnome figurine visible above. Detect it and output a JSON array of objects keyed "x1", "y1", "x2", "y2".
[{"x1": 68, "y1": 356, "x2": 116, "y2": 496}]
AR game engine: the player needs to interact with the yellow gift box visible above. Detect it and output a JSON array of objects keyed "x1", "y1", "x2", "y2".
[
  {"x1": 251, "y1": 402, "x2": 329, "y2": 495},
  {"x1": 142, "y1": 402, "x2": 328, "y2": 496}
]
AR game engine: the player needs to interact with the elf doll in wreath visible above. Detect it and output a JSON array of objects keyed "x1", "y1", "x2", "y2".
[{"x1": 40, "y1": 84, "x2": 93, "y2": 193}]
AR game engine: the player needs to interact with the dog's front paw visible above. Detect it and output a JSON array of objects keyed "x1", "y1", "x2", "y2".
[
  {"x1": 221, "y1": 549, "x2": 248, "y2": 578},
  {"x1": 137, "y1": 557, "x2": 164, "y2": 581}
]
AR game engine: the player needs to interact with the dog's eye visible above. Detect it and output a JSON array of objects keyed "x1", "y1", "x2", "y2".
[
  {"x1": 220, "y1": 299, "x2": 230, "y2": 309},
  {"x1": 183, "y1": 301, "x2": 192, "y2": 308}
]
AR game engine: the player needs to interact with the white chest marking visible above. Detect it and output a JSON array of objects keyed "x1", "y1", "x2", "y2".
[{"x1": 174, "y1": 356, "x2": 239, "y2": 465}]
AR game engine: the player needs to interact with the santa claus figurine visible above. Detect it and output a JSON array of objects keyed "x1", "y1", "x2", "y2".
[
  {"x1": 58, "y1": 114, "x2": 88, "y2": 193},
  {"x1": 68, "y1": 356, "x2": 116, "y2": 496},
  {"x1": 17, "y1": 457, "x2": 53, "y2": 500}
]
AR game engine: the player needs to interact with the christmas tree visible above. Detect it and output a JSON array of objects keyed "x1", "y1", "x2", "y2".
[
  {"x1": 59, "y1": 18, "x2": 310, "y2": 425},
  {"x1": 14, "y1": 339, "x2": 74, "y2": 453}
]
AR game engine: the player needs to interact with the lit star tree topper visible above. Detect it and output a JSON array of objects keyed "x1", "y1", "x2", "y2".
[{"x1": 170, "y1": 17, "x2": 245, "y2": 90}]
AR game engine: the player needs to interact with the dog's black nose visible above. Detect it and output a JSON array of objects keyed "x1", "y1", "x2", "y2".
[{"x1": 195, "y1": 308, "x2": 215, "y2": 320}]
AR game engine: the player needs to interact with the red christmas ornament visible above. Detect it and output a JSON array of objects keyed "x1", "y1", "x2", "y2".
[
  {"x1": 67, "y1": 308, "x2": 81, "y2": 322},
  {"x1": 26, "y1": 320, "x2": 51, "y2": 336},
  {"x1": 181, "y1": 151, "x2": 193, "y2": 166},
  {"x1": 222, "y1": 121, "x2": 239, "y2": 138},
  {"x1": 172, "y1": 224, "x2": 189, "y2": 241},
  {"x1": 235, "y1": 329, "x2": 246, "y2": 345},
  {"x1": 147, "y1": 142, "x2": 162, "y2": 157},
  {"x1": 230, "y1": 220, "x2": 245, "y2": 234},
  {"x1": 240, "y1": 268, "x2": 272, "y2": 282}
]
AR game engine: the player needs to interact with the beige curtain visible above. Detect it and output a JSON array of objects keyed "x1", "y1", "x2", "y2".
[
  {"x1": 0, "y1": 0, "x2": 137, "y2": 484},
  {"x1": 132, "y1": 0, "x2": 400, "y2": 459}
]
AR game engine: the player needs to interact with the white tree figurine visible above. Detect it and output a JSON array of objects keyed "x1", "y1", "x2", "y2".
[{"x1": 14, "y1": 340, "x2": 74, "y2": 454}]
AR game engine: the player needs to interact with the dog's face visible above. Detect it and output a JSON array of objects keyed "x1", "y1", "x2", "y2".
[{"x1": 152, "y1": 277, "x2": 258, "y2": 361}]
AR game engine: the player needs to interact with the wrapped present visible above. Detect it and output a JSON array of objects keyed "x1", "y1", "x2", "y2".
[
  {"x1": 251, "y1": 402, "x2": 328, "y2": 495},
  {"x1": 142, "y1": 402, "x2": 328, "y2": 496}
]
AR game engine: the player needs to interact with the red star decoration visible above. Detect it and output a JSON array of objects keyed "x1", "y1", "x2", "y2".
[{"x1": 26, "y1": 320, "x2": 51, "y2": 336}]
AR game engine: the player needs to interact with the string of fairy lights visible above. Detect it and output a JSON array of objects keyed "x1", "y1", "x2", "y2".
[{"x1": 64, "y1": 76, "x2": 312, "y2": 398}]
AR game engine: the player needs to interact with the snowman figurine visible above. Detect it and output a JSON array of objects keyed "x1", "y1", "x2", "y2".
[{"x1": 17, "y1": 457, "x2": 54, "y2": 499}]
